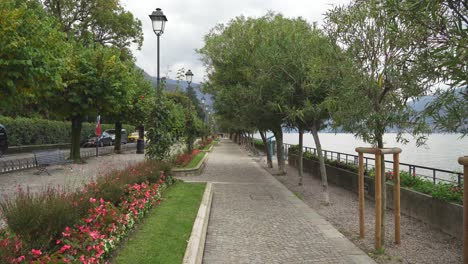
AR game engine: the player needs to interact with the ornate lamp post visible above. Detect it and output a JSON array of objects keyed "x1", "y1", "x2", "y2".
[
  {"x1": 149, "y1": 8, "x2": 168, "y2": 98},
  {"x1": 138, "y1": 8, "x2": 167, "y2": 154},
  {"x1": 185, "y1": 69, "x2": 194, "y2": 115},
  {"x1": 185, "y1": 69, "x2": 194, "y2": 151}
]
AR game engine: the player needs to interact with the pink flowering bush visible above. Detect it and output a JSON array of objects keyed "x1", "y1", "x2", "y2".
[{"x1": 0, "y1": 160, "x2": 172, "y2": 263}]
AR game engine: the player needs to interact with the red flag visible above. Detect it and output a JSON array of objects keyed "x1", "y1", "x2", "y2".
[{"x1": 95, "y1": 115, "x2": 102, "y2": 136}]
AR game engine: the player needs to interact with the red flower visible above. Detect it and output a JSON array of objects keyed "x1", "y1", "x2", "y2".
[
  {"x1": 31, "y1": 249, "x2": 42, "y2": 256},
  {"x1": 89, "y1": 197, "x2": 96, "y2": 203}
]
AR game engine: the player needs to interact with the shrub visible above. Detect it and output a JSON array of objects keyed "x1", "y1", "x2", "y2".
[
  {"x1": 0, "y1": 115, "x2": 133, "y2": 146},
  {"x1": 0, "y1": 186, "x2": 90, "y2": 255}
]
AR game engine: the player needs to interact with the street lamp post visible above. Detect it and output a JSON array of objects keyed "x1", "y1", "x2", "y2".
[
  {"x1": 138, "y1": 8, "x2": 167, "y2": 154},
  {"x1": 149, "y1": 8, "x2": 168, "y2": 98},
  {"x1": 185, "y1": 69, "x2": 194, "y2": 151}
]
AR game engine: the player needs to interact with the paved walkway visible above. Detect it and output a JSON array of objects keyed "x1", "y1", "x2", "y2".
[{"x1": 182, "y1": 139, "x2": 375, "y2": 264}]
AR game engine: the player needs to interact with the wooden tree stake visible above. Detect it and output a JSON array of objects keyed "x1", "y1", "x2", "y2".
[
  {"x1": 358, "y1": 152, "x2": 365, "y2": 238},
  {"x1": 393, "y1": 153, "x2": 401, "y2": 245},
  {"x1": 375, "y1": 153, "x2": 382, "y2": 250},
  {"x1": 458, "y1": 157, "x2": 468, "y2": 264}
]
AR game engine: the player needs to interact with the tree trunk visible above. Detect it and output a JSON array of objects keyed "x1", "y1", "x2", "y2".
[
  {"x1": 376, "y1": 132, "x2": 386, "y2": 246},
  {"x1": 273, "y1": 128, "x2": 285, "y2": 175},
  {"x1": 187, "y1": 135, "x2": 194, "y2": 153},
  {"x1": 311, "y1": 124, "x2": 330, "y2": 205},
  {"x1": 114, "y1": 122, "x2": 122, "y2": 154},
  {"x1": 138, "y1": 125, "x2": 144, "y2": 139},
  {"x1": 70, "y1": 115, "x2": 82, "y2": 161},
  {"x1": 260, "y1": 130, "x2": 273, "y2": 168},
  {"x1": 298, "y1": 127, "x2": 304, "y2": 186}
]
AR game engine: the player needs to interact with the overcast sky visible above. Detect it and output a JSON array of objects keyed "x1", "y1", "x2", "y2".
[{"x1": 121, "y1": 0, "x2": 350, "y2": 84}]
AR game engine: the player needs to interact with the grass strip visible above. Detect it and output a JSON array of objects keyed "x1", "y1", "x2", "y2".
[
  {"x1": 203, "y1": 143, "x2": 213, "y2": 151},
  {"x1": 114, "y1": 182, "x2": 206, "y2": 264},
  {"x1": 184, "y1": 152, "x2": 206, "y2": 169}
]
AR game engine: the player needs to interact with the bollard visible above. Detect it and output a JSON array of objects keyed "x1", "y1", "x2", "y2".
[{"x1": 136, "y1": 139, "x2": 145, "y2": 154}]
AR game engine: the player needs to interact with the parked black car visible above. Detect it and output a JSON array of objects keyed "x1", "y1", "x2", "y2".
[
  {"x1": 104, "y1": 129, "x2": 128, "y2": 144},
  {"x1": 81, "y1": 132, "x2": 113, "y2": 147},
  {"x1": 0, "y1": 124, "x2": 7, "y2": 157}
]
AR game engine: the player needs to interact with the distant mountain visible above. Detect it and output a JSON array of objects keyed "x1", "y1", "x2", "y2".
[
  {"x1": 408, "y1": 87, "x2": 465, "y2": 112},
  {"x1": 139, "y1": 67, "x2": 213, "y2": 106}
]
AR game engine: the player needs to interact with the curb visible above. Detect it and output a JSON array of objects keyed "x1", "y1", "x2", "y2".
[
  {"x1": 200, "y1": 144, "x2": 214, "y2": 153},
  {"x1": 183, "y1": 182, "x2": 213, "y2": 264}
]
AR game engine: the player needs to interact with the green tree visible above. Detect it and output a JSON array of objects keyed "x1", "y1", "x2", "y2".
[
  {"x1": 325, "y1": 0, "x2": 433, "y2": 246},
  {"x1": 388, "y1": 0, "x2": 467, "y2": 134},
  {"x1": 0, "y1": 0, "x2": 68, "y2": 114},
  {"x1": 41, "y1": 0, "x2": 143, "y2": 49},
  {"x1": 199, "y1": 15, "x2": 290, "y2": 174}
]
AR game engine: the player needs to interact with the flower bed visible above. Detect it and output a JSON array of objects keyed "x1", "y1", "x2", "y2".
[
  {"x1": 198, "y1": 138, "x2": 213, "y2": 151},
  {"x1": 175, "y1": 149, "x2": 201, "y2": 168},
  {"x1": 0, "y1": 160, "x2": 173, "y2": 263}
]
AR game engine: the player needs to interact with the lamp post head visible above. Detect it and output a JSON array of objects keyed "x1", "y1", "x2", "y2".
[
  {"x1": 185, "y1": 69, "x2": 194, "y2": 84},
  {"x1": 149, "y1": 8, "x2": 168, "y2": 36}
]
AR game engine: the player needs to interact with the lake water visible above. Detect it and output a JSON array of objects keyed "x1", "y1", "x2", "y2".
[{"x1": 257, "y1": 133, "x2": 467, "y2": 173}]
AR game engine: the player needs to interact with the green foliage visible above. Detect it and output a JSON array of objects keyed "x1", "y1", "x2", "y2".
[
  {"x1": 325, "y1": 0, "x2": 433, "y2": 147},
  {"x1": 367, "y1": 169, "x2": 463, "y2": 204},
  {"x1": 0, "y1": 115, "x2": 133, "y2": 146},
  {"x1": 0, "y1": 0, "x2": 68, "y2": 111},
  {"x1": 145, "y1": 98, "x2": 178, "y2": 161},
  {"x1": 42, "y1": 0, "x2": 143, "y2": 49}
]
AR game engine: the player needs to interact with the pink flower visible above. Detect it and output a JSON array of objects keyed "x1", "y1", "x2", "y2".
[
  {"x1": 89, "y1": 197, "x2": 96, "y2": 203},
  {"x1": 56, "y1": 239, "x2": 61, "y2": 245},
  {"x1": 16, "y1": 256, "x2": 25, "y2": 262},
  {"x1": 62, "y1": 226, "x2": 71, "y2": 237},
  {"x1": 31, "y1": 249, "x2": 42, "y2": 256},
  {"x1": 89, "y1": 230, "x2": 100, "y2": 240},
  {"x1": 59, "y1": 244, "x2": 71, "y2": 253}
]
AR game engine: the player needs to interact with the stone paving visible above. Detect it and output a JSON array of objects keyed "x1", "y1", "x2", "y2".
[{"x1": 182, "y1": 139, "x2": 375, "y2": 264}]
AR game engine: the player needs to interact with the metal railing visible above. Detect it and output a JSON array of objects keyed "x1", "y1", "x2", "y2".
[
  {"x1": 282, "y1": 143, "x2": 463, "y2": 186},
  {"x1": 0, "y1": 143, "x2": 136, "y2": 174}
]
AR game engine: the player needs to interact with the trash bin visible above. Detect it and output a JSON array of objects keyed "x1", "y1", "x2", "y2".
[{"x1": 0, "y1": 124, "x2": 8, "y2": 157}]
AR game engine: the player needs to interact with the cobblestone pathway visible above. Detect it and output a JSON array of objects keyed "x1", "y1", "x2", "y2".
[{"x1": 182, "y1": 139, "x2": 375, "y2": 264}]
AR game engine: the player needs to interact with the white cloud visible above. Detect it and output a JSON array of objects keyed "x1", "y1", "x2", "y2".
[{"x1": 122, "y1": 0, "x2": 350, "y2": 83}]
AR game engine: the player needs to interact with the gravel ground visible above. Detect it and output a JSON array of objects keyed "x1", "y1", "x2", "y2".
[{"x1": 253, "y1": 153, "x2": 462, "y2": 264}]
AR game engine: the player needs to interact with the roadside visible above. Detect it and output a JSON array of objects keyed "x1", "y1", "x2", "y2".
[
  {"x1": 0, "y1": 143, "x2": 136, "y2": 162},
  {"x1": 254, "y1": 153, "x2": 462, "y2": 263}
]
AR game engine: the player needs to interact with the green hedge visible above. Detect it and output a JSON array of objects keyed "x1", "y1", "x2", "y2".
[{"x1": 0, "y1": 116, "x2": 135, "y2": 146}]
